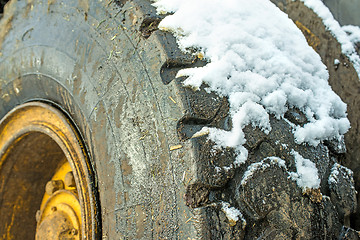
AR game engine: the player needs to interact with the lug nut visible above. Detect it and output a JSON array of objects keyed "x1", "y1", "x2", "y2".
[
  {"x1": 64, "y1": 171, "x2": 76, "y2": 188},
  {"x1": 45, "y1": 180, "x2": 64, "y2": 195}
]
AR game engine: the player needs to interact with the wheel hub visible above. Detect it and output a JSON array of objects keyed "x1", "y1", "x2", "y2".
[
  {"x1": 36, "y1": 162, "x2": 81, "y2": 239},
  {"x1": 36, "y1": 206, "x2": 77, "y2": 239}
]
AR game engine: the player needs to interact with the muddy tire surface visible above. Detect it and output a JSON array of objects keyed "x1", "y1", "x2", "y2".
[{"x1": 0, "y1": 0, "x2": 359, "y2": 239}]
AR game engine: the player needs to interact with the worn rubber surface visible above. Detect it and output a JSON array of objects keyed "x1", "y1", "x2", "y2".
[
  {"x1": 0, "y1": 0, "x2": 359, "y2": 239},
  {"x1": 0, "y1": 0, "x2": 196, "y2": 238}
]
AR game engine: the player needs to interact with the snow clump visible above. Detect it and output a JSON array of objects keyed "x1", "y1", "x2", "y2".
[
  {"x1": 153, "y1": 0, "x2": 350, "y2": 164},
  {"x1": 289, "y1": 150, "x2": 320, "y2": 189},
  {"x1": 221, "y1": 201, "x2": 245, "y2": 227}
]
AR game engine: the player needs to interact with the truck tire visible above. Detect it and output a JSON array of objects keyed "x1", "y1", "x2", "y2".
[{"x1": 0, "y1": 0, "x2": 358, "y2": 239}]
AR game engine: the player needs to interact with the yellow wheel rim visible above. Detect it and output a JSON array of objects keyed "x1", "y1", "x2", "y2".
[{"x1": 0, "y1": 102, "x2": 99, "y2": 239}]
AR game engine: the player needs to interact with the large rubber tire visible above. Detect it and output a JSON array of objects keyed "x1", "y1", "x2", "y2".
[
  {"x1": 0, "y1": 0, "x2": 196, "y2": 238},
  {"x1": 0, "y1": 0, "x2": 359, "y2": 239}
]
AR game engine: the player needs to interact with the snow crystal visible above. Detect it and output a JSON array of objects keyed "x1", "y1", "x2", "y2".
[
  {"x1": 276, "y1": 140, "x2": 289, "y2": 149},
  {"x1": 289, "y1": 150, "x2": 320, "y2": 190},
  {"x1": 301, "y1": 0, "x2": 360, "y2": 77},
  {"x1": 153, "y1": 0, "x2": 350, "y2": 165},
  {"x1": 221, "y1": 201, "x2": 244, "y2": 224},
  {"x1": 281, "y1": 143, "x2": 288, "y2": 149}
]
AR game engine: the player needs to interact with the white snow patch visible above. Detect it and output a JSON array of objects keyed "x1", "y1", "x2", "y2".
[
  {"x1": 214, "y1": 166, "x2": 222, "y2": 174},
  {"x1": 301, "y1": 0, "x2": 360, "y2": 77},
  {"x1": 153, "y1": 0, "x2": 350, "y2": 165},
  {"x1": 328, "y1": 164, "x2": 340, "y2": 185},
  {"x1": 342, "y1": 25, "x2": 360, "y2": 46},
  {"x1": 334, "y1": 59, "x2": 340, "y2": 65},
  {"x1": 289, "y1": 150, "x2": 320, "y2": 190},
  {"x1": 221, "y1": 201, "x2": 244, "y2": 224},
  {"x1": 275, "y1": 140, "x2": 288, "y2": 149},
  {"x1": 328, "y1": 163, "x2": 354, "y2": 185},
  {"x1": 241, "y1": 157, "x2": 286, "y2": 186},
  {"x1": 281, "y1": 143, "x2": 288, "y2": 149},
  {"x1": 223, "y1": 165, "x2": 233, "y2": 172}
]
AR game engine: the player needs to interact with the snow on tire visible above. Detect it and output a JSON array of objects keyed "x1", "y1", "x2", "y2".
[{"x1": 0, "y1": 0, "x2": 359, "y2": 239}]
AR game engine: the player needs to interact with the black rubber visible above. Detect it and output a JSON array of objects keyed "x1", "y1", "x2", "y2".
[
  {"x1": 0, "y1": 0, "x2": 359, "y2": 239},
  {"x1": 0, "y1": 0, "x2": 196, "y2": 238}
]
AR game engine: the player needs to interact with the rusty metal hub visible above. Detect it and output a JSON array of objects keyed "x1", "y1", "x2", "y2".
[
  {"x1": 0, "y1": 102, "x2": 99, "y2": 239},
  {"x1": 36, "y1": 162, "x2": 81, "y2": 239}
]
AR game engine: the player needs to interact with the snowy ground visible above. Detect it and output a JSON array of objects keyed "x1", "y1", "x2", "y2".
[{"x1": 152, "y1": 0, "x2": 358, "y2": 191}]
